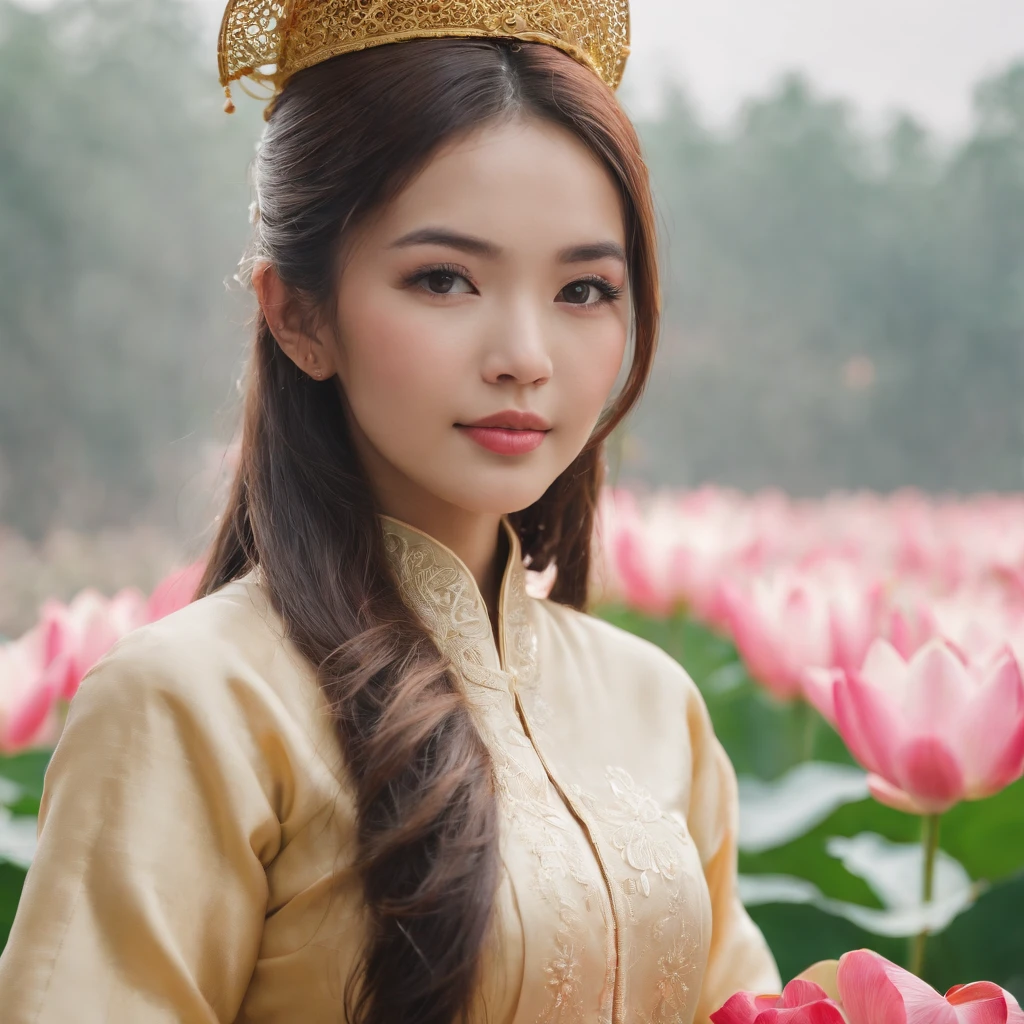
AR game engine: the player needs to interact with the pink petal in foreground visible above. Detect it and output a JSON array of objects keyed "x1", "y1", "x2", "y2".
[
  {"x1": 793, "y1": 961, "x2": 841, "y2": 1003},
  {"x1": 867, "y1": 774, "x2": 929, "y2": 815},
  {"x1": 894, "y1": 735, "x2": 965, "y2": 814},
  {"x1": 902, "y1": 640, "x2": 975, "y2": 734},
  {"x1": 860, "y1": 638, "x2": 912, "y2": 696},
  {"x1": 1007, "y1": 991, "x2": 1024, "y2": 1024},
  {"x1": 758, "y1": 1003, "x2": 846, "y2": 1024},
  {"x1": 837, "y1": 949, "x2": 957, "y2": 1024},
  {"x1": 836, "y1": 950, "x2": 908, "y2": 1024},
  {"x1": 946, "y1": 982, "x2": 1018, "y2": 1024},
  {"x1": 778, "y1": 981, "x2": 835, "y2": 1008},
  {"x1": 711, "y1": 991, "x2": 781, "y2": 1024},
  {"x1": 957, "y1": 655, "x2": 1024, "y2": 797},
  {"x1": 712, "y1": 981, "x2": 845, "y2": 1024},
  {"x1": 834, "y1": 673, "x2": 906, "y2": 780}
]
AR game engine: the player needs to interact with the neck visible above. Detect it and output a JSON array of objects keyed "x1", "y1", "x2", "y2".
[
  {"x1": 394, "y1": 508, "x2": 509, "y2": 633},
  {"x1": 349, "y1": 419, "x2": 510, "y2": 623},
  {"x1": 412, "y1": 507, "x2": 506, "y2": 600}
]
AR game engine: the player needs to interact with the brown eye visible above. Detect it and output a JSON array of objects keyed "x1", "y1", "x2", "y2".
[
  {"x1": 426, "y1": 270, "x2": 457, "y2": 294},
  {"x1": 413, "y1": 268, "x2": 474, "y2": 295},
  {"x1": 560, "y1": 281, "x2": 595, "y2": 305}
]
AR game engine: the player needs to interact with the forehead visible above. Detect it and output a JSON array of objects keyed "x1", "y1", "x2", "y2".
[{"x1": 367, "y1": 116, "x2": 626, "y2": 252}]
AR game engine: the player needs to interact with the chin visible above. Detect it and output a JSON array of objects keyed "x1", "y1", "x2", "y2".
[{"x1": 434, "y1": 473, "x2": 556, "y2": 517}]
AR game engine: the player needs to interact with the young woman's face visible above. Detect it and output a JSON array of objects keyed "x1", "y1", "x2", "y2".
[{"x1": 329, "y1": 116, "x2": 629, "y2": 518}]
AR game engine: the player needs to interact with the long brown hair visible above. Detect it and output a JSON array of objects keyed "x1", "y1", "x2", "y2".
[{"x1": 199, "y1": 38, "x2": 659, "y2": 1024}]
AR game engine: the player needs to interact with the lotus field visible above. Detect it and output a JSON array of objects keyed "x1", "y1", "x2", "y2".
[{"x1": 1, "y1": 486, "x2": 1023, "y2": 1007}]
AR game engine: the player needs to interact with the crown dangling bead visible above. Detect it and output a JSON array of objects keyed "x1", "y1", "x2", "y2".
[{"x1": 223, "y1": 84, "x2": 236, "y2": 115}]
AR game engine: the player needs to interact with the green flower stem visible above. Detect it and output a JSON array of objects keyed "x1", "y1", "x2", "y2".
[
  {"x1": 794, "y1": 699, "x2": 817, "y2": 763},
  {"x1": 908, "y1": 813, "x2": 942, "y2": 976}
]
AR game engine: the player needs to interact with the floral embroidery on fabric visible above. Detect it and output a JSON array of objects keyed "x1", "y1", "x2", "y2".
[
  {"x1": 503, "y1": 541, "x2": 555, "y2": 727},
  {"x1": 493, "y1": 746, "x2": 607, "y2": 1024},
  {"x1": 631, "y1": 887, "x2": 702, "y2": 1024},
  {"x1": 384, "y1": 531, "x2": 495, "y2": 687},
  {"x1": 567, "y1": 765, "x2": 703, "y2": 1022},
  {"x1": 648, "y1": 931, "x2": 700, "y2": 1023},
  {"x1": 383, "y1": 520, "x2": 606, "y2": 1021},
  {"x1": 625, "y1": 916, "x2": 701, "y2": 1024},
  {"x1": 543, "y1": 930, "x2": 585, "y2": 1019},
  {"x1": 504, "y1": 553, "x2": 540, "y2": 686},
  {"x1": 383, "y1": 521, "x2": 542, "y2": 711},
  {"x1": 614, "y1": 883, "x2": 702, "y2": 1024},
  {"x1": 378, "y1": 520, "x2": 714, "y2": 1024},
  {"x1": 573, "y1": 766, "x2": 688, "y2": 901}
]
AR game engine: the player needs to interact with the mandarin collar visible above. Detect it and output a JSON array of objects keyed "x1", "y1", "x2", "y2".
[{"x1": 380, "y1": 515, "x2": 538, "y2": 692}]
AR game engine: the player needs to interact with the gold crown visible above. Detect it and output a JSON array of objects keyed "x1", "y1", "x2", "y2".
[{"x1": 218, "y1": 1, "x2": 630, "y2": 117}]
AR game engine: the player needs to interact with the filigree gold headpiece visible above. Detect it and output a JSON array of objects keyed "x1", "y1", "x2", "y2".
[{"x1": 218, "y1": 0, "x2": 630, "y2": 118}]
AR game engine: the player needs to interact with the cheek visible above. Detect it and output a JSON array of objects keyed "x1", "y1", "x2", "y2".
[
  {"x1": 338, "y1": 289, "x2": 464, "y2": 429},
  {"x1": 556, "y1": 318, "x2": 628, "y2": 421}
]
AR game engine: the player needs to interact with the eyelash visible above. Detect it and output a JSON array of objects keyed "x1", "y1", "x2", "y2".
[{"x1": 403, "y1": 262, "x2": 624, "y2": 306}]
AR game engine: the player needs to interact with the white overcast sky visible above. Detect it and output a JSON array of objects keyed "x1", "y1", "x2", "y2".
[
  {"x1": 18, "y1": 0, "x2": 1024, "y2": 136},
  {"x1": 625, "y1": 0, "x2": 1024, "y2": 134}
]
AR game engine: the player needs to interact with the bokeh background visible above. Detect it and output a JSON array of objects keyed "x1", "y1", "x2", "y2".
[
  {"x1": 3, "y1": 0, "x2": 1024, "y2": 631},
  {"x1": 2, "y1": 0, "x2": 1023, "y2": 1006}
]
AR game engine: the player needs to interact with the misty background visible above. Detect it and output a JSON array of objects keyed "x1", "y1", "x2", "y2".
[{"x1": 1, "y1": 0, "x2": 1023, "y2": 632}]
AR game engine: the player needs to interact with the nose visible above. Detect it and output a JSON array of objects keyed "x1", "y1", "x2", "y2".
[{"x1": 480, "y1": 294, "x2": 554, "y2": 386}]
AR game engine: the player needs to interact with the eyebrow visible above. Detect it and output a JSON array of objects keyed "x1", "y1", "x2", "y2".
[{"x1": 388, "y1": 227, "x2": 626, "y2": 265}]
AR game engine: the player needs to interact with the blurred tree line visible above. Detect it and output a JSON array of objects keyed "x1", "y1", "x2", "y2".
[
  {"x1": 629, "y1": 68, "x2": 1024, "y2": 494},
  {"x1": 1, "y1": 0, "x2": 1022, "y2": 543}
]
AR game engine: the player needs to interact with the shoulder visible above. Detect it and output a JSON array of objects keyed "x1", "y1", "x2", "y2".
[
  {"x1": 40, "y1": 576, "x2": 303, "y2": 857},
  {"x1": 74, "y1": 572, "x2": 313, "y2": 725},
  {"x1": 531, "y1": 596, "x2": 703, "y2": 707}
]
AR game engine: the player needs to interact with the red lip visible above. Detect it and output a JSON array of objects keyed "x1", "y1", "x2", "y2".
[
  {"x1": 461, "y1": 410, "x2": 552, "y2": 431},
  {"x1": 456, "y1": 410, "x2": 551, "y2": 456}
]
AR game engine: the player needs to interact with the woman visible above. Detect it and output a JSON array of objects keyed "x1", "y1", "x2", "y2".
[{"x1": 0, "y1": 5, "x2": 780, "y2": 1022}]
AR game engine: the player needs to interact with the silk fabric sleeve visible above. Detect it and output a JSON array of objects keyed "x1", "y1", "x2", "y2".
[
  {"x1": 686, "y1": 685, "x2": 782, "y2": 1022},
  {"x1": 0, "y1": 630, "x2": 278, "y2": 1023}
]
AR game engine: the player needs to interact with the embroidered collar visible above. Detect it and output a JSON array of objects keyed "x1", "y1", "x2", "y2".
[{"x1": 380, "y1": 515, "x2": 538, "y2": 692}]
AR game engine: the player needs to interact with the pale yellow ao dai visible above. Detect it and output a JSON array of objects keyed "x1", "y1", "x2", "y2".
[{"x1": 0, "y1": 517, "x2": 779, "y2": 1023}]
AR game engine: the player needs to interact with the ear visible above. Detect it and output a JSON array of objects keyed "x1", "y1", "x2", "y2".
[{"x1": 252, "y1": 261, "x2": 338, "y2": 381}]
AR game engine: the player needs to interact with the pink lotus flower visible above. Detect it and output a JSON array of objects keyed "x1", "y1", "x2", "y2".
[
  {"x1": 38, "y1": 587, "x2": 148, "y2": 704},
  {"x1": 594, "y1": 488, "x2": 762, "y2": 623},
  {"x1": 810, "y1": 637, "x2": 1024, "y2": 815},
  {"x1": 721, "y1": 573, "x2": 832, "y2": 700},
  {"x1": 722, "y1": 566, "x2": 883, "y2": 703},
  {"x1": 712, "y1": 949, "x2": 1024, "y2": 1024},
  {"x1": 838, "y1": 950, "x2": 1024, "y2": 1024},
  {"x1": 0, "y1": 561, "x2": 204, "y2": 754},
  {"x1": 928, "y1": 594, "x2": 1024, "y2": 672},
  {"x1": 144, "y1": 559, "x2": 205, "y2": 622},
  {"x1": 825, "y1": 571, "x2": 886, "y2": 678},
  {"x1": 711, "y1": 977, "x2": 844, "y2": 1023},
  {"x1": 887, "y1": 603, "x2": 938, "y2": 662},
  {"x1": 0, "y1": 586, "x2": 146, "y2": 751},
  {"x1": 0, "y1": 627, "x2": 63, "y2": 752},
  {"x1": 885, "y1": 591, "x2": 1024, "y2": 669}
]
